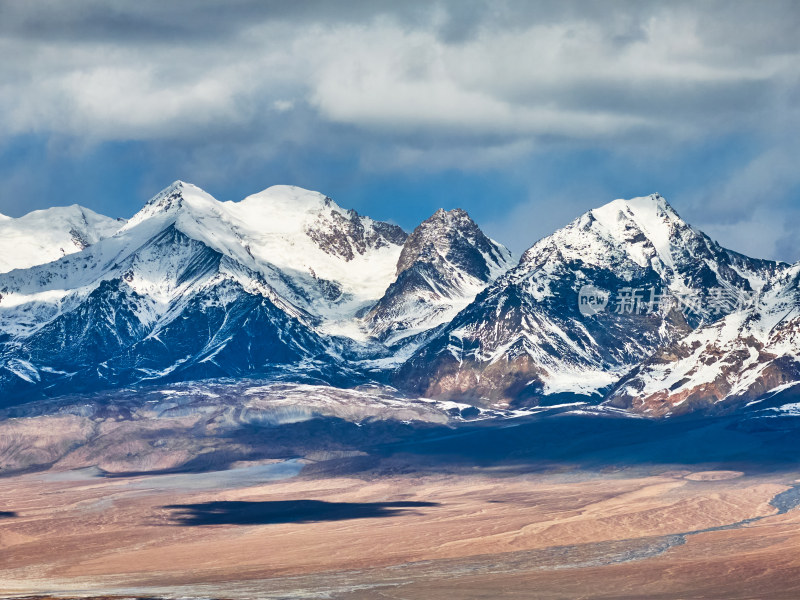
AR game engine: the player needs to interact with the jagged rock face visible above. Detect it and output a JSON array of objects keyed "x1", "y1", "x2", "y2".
[
  {"x1": 0, "y1": 227, "x2": 332, "y2": 402},
  {"x1": 366, "y1": 208, "x2": 513, "y2": 346},
  {"x1": 0, "y1": 278, "x2": 155, "y2": 400},
  {"x1": 305, "y1": 205, "x2": 407, "y2": 262},
  {"x1": 11, "y1": 279, "x2": 153, "y2": 370},
  {"x1": 396, "y1": 261, "x2": 693, "y2": 406},
  {"x1": 0, "y1": 205, "x2": 123, "y2": 273},
  {"x1": 96, "y1": 279, "x2": 332, "y2": 387},
  {"x1": 605, "y1": 265, "x2": 800, "y2": 417},
  {"x1": 0, "y1": 188, "x2": 517, "y2": 403},
  {"x1": 395, "y1": 208, "x2": 508, "y2": 279},
  {"x1": 517, "y1": 194, "x2": 782, "y2": 326},
  {"x1": 395, "y1": 195, "x2": 784, "y2": 406}
]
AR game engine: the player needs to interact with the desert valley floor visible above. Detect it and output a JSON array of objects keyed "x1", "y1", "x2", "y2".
[{"x1": 2, "y1": 451, "x2": 800, "y2": 599}]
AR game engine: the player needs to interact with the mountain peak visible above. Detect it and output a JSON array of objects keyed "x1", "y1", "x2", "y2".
[
  {"x1": 240, "y1": 185, "x2": 334, "y2": 214},
  {"x1": 366, "y1": 206, "x2": 513, "y2": 345},
  {"x1": 0, "y1": 203, "x2": 122, "y2": 273},
  {"x1": 519, "y1": 193, "x2": 689, "y2": 273},
  {"x1": 146, "y1": 180, "x2": 210, "y2": 204},
  {"x1": 418, "y1": 207, "x2": 478, "y2": 233},
  {"x1": 428, "y1": 207, "x2": 471, "y2": 224},
  {"x1": 149, "y1": 179, "x2": 196, "y2": 200},
  {"x1": 590, "y1": 193, "x2": 680, "y2": 229},
  {"x1": 397, "y1": 208, "x2": 489, "y2": 276},
  {"x1": 0, "y1": 180, "x2": 792, "y2": 414},
  {"x1": 123, "y1": 181, "x2": 215, "y2": 230},
  {"x1": 431, "y1": 207, "x2": 467, "y2": 216}
]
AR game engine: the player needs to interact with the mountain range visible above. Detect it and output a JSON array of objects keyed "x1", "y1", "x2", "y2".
[{"x1": 0, "y1": 181, "x2": 797, "y2": 418}]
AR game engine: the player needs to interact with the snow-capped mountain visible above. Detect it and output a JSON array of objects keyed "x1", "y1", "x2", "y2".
[
  {"x1": 605, "y1": 263, "x2": 800, "y2": 416},
  {"x1": 365, "y1": 208, "x2": 513, "y2": 347},
  {"x1": 0, "y1": 184, "x2": 794, "y2": 417},
  {"x1": 118, "y1": 181, "x2": 408, "y2": 327},
  {"x1": 0, "y1": 182, "x2": 409, "y2": 400},
  {"x1": 0, "y1": 205, "x2": 123, "y2": 273},
  {"x1": 396, "y1": 194, "x2": 784, "y2": 407}
]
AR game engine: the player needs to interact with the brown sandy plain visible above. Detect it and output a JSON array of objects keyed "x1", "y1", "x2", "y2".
[{"x1": 1, "y1": 462, "x2": 800, "y2": 599}]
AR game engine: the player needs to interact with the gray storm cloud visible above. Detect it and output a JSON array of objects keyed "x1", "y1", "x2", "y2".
[
  {"x1": 0, "y1": 0, "x2": 798, "y2": 259},
  {"x1": 3, "y1": 1, "x2": 796, "y2": 144}
]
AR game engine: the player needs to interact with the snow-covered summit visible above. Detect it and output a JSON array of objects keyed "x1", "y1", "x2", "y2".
[
  {"x1": 239, "y1": 184, "x2": 332, "y2": 214},
  {"x1": 121, "y1": 180, "x2": 216, "y2": 230},
  {"x1": 0, "y1": 180, "x2": 410, "y2": 398},
  {"x1": 588, "y1": 193, "x2": 679, "y2": 264},
  {"x1": 517, "y1": 193, "x2": 780, "y2": 311},
  {"x1": 0, "y1": 184, "x2": 793, "y2": 416},
  {"x1": 522, "y1": 193, "x2": 686, "y2": 271},
  {"x1": 116, "y1": 181, "x2": 408, "y2": 322},
  {"x1": 0, "y1": 204, "x2": 123, "y2": 273}
]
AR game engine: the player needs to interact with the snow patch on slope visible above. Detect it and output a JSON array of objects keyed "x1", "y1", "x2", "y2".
[{"x1": 607, "y1": 263, "x2": 800, "y2": 413}]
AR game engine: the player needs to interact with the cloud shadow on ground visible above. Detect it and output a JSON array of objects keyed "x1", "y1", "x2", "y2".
[{"x1": 163, "y1": 499, "x2": 439, "y2": 526}]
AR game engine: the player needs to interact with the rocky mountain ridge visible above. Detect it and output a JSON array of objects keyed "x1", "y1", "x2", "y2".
[
  {"x1": 396, "y1": 194, "x2": 786, "y2": 408},
  {"x1": 0, "y1": 182, "x2": 507, "y2": 402},
  {"x1": 605, "y1": 263, "x2": 800, "y2": 416},
  {"x1": 0, "y1": 183, "x2": 796, "y2": 418},
  {"x1": 365, "y1": 208, "x2": 514, "y2": 347}
]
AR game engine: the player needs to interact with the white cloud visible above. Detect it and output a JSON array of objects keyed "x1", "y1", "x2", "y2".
[
  {"x1": 1, "y1": 3, "x2": 797, "y2": 152},
  {"x1": 0, "y1": 1, "x2": 798, "y2": 260},
  {"x1": 305, "y1": 15, "x2": 792, "y2": 145}
]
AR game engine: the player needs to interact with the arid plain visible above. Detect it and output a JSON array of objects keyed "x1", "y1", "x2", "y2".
[{"x1": 2, "y1": 460, "x2": 800, "y2": 599}]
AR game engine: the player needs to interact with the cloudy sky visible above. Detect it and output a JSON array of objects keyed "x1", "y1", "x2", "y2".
[{"x1": 1, "y1": 0, "x2": 798, "y2": 260}]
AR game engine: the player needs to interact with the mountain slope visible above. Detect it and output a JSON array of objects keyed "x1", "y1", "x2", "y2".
[
  {"x1": 0, "y1": 205, "x2": 123, "y2": 273},
  {"x1": 0, "y1": 185, "x2": 793, "y2": 416},
  {"x1": 365, "y1": 208, "x2": 513, "y2": 347},
  {"x1": 396, "y1": 194, "x2": 785, "y2": 406},
  {"x1": 605, "y1": 263, "x2": 800, "y2": 416},
  {"x1": 119, "y1": 181, "x2": 408, "y2": 325},
  {"x1": 0, "y1": 182, "x2": 406, "y2": 401}
]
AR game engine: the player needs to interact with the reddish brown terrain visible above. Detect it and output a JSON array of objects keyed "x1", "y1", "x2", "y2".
[{"x1": 1, "y1": 461, "x2": 800, "y2": 599}]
